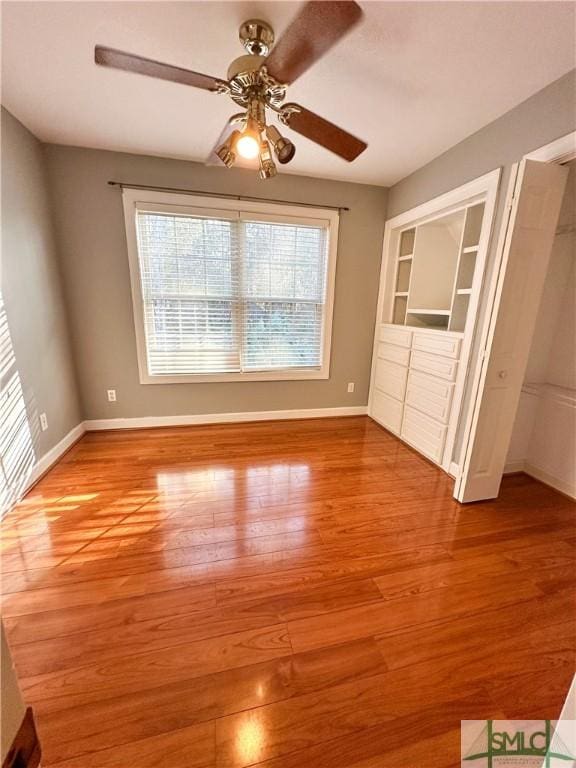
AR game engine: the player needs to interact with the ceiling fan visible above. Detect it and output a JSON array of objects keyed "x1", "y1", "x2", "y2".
[{"x1": 95, "y1": 1, "x2": 367, "y2": 180}]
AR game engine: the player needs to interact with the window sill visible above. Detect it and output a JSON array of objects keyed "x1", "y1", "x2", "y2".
[{"x1": 139, "y1": 368, "x2": 330, "y2": 384}]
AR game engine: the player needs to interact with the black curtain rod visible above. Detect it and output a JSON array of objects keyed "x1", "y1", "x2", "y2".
[{"x1": 107, "y1": 181, "x2": 349, "y2": 212}]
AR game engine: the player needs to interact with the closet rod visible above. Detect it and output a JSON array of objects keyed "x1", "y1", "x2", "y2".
[{"x1": 107, "y1": 181, "x2": 349, "y2": 212}]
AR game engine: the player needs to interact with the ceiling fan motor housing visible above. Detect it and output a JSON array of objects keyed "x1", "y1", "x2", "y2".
[
  {"x1": 227, "y1": 20, "x2": 286, "y2": 109},
  {"x1": 226, "y1": 54, "x2": 266, "y2": 82},
  {"x1": 239, "y1": 19, "x2": 274, "y2": 56}
]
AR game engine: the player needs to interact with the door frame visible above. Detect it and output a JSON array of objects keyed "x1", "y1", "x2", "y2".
[{"x1": 454, "y1": 131, "x2": 576, "y2": 501}]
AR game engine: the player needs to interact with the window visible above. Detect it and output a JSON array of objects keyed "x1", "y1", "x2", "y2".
[
  {"x1": 0, "y1": 294, "x2": 35, "y2": 514},
  {"x1": 123, "y1": 190, "x2": 339, "y2": 383}
]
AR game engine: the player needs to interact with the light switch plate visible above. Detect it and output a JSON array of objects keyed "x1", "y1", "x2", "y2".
[
  {"x1": 39, "y1": 413, "x2": 48, "y2": 431},
  {"x1": 107, "y1": 389, "x2": 117, "y2": 402}
]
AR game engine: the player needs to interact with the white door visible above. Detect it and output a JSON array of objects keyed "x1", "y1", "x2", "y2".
[{"x1": 455, "y1": 159, "x2": 569, "y2": 502}]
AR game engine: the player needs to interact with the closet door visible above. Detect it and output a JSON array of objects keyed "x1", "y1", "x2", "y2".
[{"x1": 455, "y1": 159, "x2": 568, "y2": 502}]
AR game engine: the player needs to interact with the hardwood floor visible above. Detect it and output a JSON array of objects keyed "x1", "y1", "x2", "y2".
[{"x1": 2, "y1": 416, "x2": 575, "y2": 767}]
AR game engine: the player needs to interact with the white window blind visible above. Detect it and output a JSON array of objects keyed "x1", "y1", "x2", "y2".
[
  {"x1": 136, "y1": 212, "x2": 239, "y2": 375},
  {"x1": 131, "y1": 200, "x2": 334, "y2": 381}
]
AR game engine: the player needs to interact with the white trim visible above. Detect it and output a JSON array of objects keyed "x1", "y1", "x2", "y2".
[
  {"x1": 121, "y1": 188, "x2": 340, "y2": 385},
  {"x1": 383, "y1": 169, "x2": 503, "y2": 231},
  {"x1": 504, "y1": 459, "x2": 576, "y2": 500},
  {"x1": 84, "y1": 406, "x2": 368, "y2": 431},
  {"x1": 23, "y1": 422, "x2": 86, "y2": 493},
  {"x1": 134, "y1": 368, "x2": 332, "y2": 385},
  {"x1": 524, "y1": 131, "x2": 576, "y2": 164}
]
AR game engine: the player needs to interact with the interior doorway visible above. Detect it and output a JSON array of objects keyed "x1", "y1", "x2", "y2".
[
  {"x1": 455, "y1": 132, "x2": 575, "y2": 502},
  {"x1": 506, "y1": 159, "x2": 576, "y2": 497}
]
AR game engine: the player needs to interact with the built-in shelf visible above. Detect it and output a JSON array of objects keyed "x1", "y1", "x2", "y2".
[
  {"x1": 399, "y1": 229, "x2": 416, "y2": 258},
  {"x1": 407, "y1": 309, "x2": 451, "y2": 316},
  {"x1": 389, "y1": 202, "x2": 486, "y2": 332},
  {"x1": 406, "y1": 311, "x2": 450, "y2": 329}
]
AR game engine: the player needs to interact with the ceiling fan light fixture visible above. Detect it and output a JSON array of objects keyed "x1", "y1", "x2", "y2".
[
  {"x1": 259, "y1": 140, "x2": 277, "y2": 179},
  {"x1": 236, "y1": 134, "x2": 260, "y2": 160},
  {"x1": 235, "y1": 118, "x2": 261, "y2": 160},
  {"x1": 216, "y1": 129, "x2": 241, "y2": 167},
  {"x1": 266, "y1": 124, "x2": 296, "y2": 164}
]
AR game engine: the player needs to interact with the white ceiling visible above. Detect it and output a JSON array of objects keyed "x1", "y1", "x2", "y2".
[{"x1": 2, "y1": 1, "x2": 574, "y2": 186}]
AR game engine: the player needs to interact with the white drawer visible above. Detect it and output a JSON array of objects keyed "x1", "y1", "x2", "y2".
[
  {"x1": 379, "y1": 325, "x2": 412, "y2": 349},
  {"x1": 371, "y1": 389, "x2": 403, "y2": 434},
  {"x1": 377, "y1": 342, "x2": 411, "y2": 367},
  {"x1": 374, "y1": 358, "x2": 408, "y2": 402},
  {"x1": 410, "y1": 350, "x2": 458, "y2": 382},
  {"x1": 412, "y1": 333, "x2": 461, "y2": 360},
  {"x1": 401, "y1": 405, "x2": 448, "y2": 464},
  {"x1": 405, "y1": 370, "x2": 454, "y2": 424}
]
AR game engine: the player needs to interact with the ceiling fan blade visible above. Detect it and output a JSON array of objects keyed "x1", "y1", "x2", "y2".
[
  {"x1": 264, "y1": 1, "x2": 363, "y2": 85},
  {"x1": 281, "y1": 104, "x2": 367, "y2": 161},
  {"x1": 95, "y1": 46, "x2": 228, "y2": 92}
]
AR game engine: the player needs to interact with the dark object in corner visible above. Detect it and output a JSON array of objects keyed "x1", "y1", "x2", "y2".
[{"x1": 2, "y1": 708, "x2": 41, "y2": 768}]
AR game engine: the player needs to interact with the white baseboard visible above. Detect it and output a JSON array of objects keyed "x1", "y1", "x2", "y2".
[
  {"x1": 504, "y1": 459, "x2": 575, "y2": 499},
  {"x1": 84, "y1": 406, "x2": 368, "y2": 431},
  {"x1": 24, "y1": 422, "x2": 86, "y2": 493},
  {"x1": 503, "y1": 460, "x2": 526, "y2": 474},
  {"x1": 523, "y1": 462, "x2": 576, "y2": 500}
]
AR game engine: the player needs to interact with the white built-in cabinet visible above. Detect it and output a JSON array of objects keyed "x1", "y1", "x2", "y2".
[{"x1": 369, "y1": 171, "x2": 501, "y2": 476}]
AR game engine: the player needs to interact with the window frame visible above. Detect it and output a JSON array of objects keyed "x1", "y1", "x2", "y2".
[{"x1": 122, "y1": 189, "x2": 339, "y2": 384}]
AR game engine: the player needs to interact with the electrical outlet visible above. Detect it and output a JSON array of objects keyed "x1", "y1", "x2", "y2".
[
  {"x1": 107, "y1": 389, "x2": 117, "y2": 402},
  {"x1": 39, "y1": 413, "x2": 48, "y2": 432},
  {"x1": 347, "y1": 382, "x2": 355, "y2": 393}
]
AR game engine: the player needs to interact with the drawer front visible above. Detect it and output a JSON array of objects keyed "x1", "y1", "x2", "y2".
[
  {"x1": 374, "y1": 358, "x2": 408, "y2": 402},
  {"x1": 412, "y1": 332, "x2": 461, "y2": 360},
  {"x1": 377, "y1": 342, "x2": 411, "y2": 367},
  {"x1": 401, "y1": 405, "x2": 447, "y2": 464},
  {"x1": 371, "y1": 389, "x2": 403, "y2": 434},
  {"x1": 410, "y1": 350, "x2": 458, "y2": 382},
  {"x1": 379, "y1": 325, "x2": 412, "y2": 349},
  {"x1": 405, "y1": 370, "x2": 454, "y2": 424}
]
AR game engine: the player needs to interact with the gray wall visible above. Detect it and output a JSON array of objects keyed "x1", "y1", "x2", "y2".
[
  {"x1": 388, "y1": 70, "x2": 576, "y2": 219},
  {"x1": 44, "y1": 145, "x2": 387, "y2": 420},
  {"x1": 1, "y1": 108, "x2": 81, "y2": 457}
]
